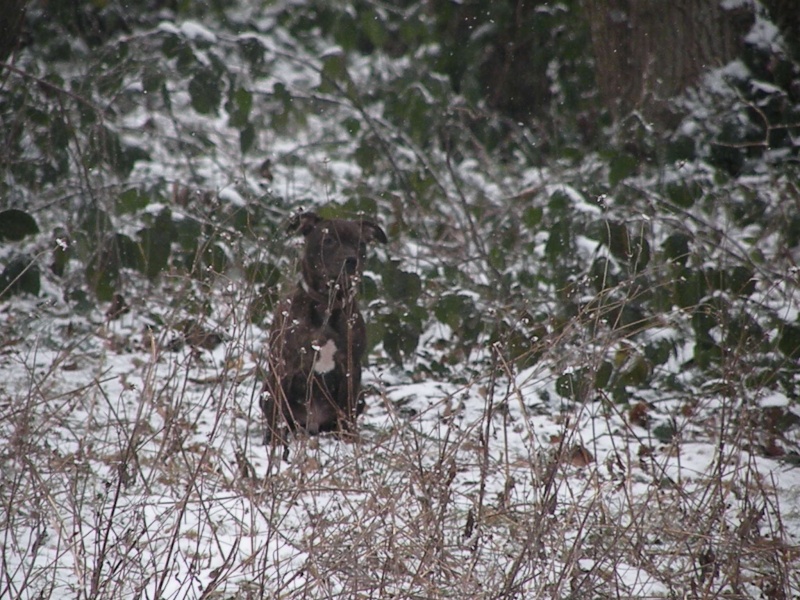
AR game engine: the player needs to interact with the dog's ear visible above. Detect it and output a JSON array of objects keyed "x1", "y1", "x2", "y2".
[
  {"x1": 360, "y1": 220, "x2": 388, "y2": 244},
  {"x1": 288, "y1": 212, "x2": 322, "y2": 236}
]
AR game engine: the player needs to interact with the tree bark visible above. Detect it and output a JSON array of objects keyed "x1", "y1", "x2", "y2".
[
  {"x1": 0, "y1": 0, "x2": 28, "y2": 61},
  {"x1": 586, "y1": 0, "x2": 753, "y2": 124}
]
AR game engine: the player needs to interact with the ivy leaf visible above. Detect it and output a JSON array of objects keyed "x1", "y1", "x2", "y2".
[
  {"x1": 0, "y1": 209, "x2": 39, "y2": 241},
  {"x1": 189, "y1": 67, "x2": 222, "y2": 115},
  {"x1": 139, "y1": 208, "x2": 174, "y2": 279},
  {"x1": 142, "y1": 64, "x2": 165, "y2": 93},
  {"x1": 662, "y1": 232, "x2": 691, "y2": 266},
  {"x1": 228, "y1": 87, "x2": 252, "y2": 128},
  {"x1": 381, "y1": 311, "x2": 422, "y2": 365},
  {"x1": 0, "y1": 255, "x2": 40, "y2": 299},
  {"x1": 383, "y1": 262, "x2": 422, "y2": 303},
  {"x1": 240, "y1": 122, "x2": 255, "y2": 154},
  {"x1": 652, "y1": 422, "x2": 678, "y2": 444},
  {"x1": 608, "y1": 152, "x2": 637, "y2": 187},
  {"x1": 117, "y1": 188, "x2": 150, "y2": 214},
  {"x1": 319, "y1": 52, "x2": 350, "y2": 93},
  {"x1": 778, "y1": 324, "x2": 800, "y2": 360},
  {"x1": 86, "y1": 237, "x2": 121, "y2": 302},
  {"x1": 545, "y1": 219, "x2": 572, "y2": 260}
]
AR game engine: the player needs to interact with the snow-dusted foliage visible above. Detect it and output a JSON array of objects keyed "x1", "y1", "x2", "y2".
[{"x1": 1, "y1": 1, "x2": 799, "y2": 598}]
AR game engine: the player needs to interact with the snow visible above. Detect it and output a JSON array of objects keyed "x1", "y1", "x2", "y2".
[
  {"x1": 545, "y1": 183, "x2": 602, "y2": 214},
  {"x1": 745, "y1": 15, "x2": 783, "y2": 53},
  {"x1": 3, "y1": 316, "x2": 799, "y2": 596},
  {"x1": 3, "y1": 3, "x2": 800, "y2": 598},
  {"x1": 179, "y1": 21, "x2": 218, "y2": 44}
]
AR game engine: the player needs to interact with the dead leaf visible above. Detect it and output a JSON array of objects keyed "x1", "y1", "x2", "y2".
[{"x1": 570, "y1": 444, "x2": 594, "y2": 467}]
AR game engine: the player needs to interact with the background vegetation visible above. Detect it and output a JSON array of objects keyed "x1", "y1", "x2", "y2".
[{"x1": 2, "y1": 0, "x2": 799, "y2": 598}]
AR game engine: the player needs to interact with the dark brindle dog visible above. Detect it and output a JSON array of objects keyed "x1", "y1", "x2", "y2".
[{"x1": 261, "y1": 211, "x2": 387, "y2": 446}]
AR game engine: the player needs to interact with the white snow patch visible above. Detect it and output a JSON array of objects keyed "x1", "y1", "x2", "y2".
[
  {"x1": 759, "y1": 391, "x2": 790, "y2": 408},
  {"x1": 745, "y1": 15, "x2": 782, "y2": 52},
  {"x1": 545, "y1": 183, "x2": 602, "y2": 214},
  {"x1": 219, "y1": 186, "x2": 247, "y2": 207},
  {"x1": 156, "y1": 21, "x2": 181, "y2": 35},
  {"x1": 180, "y1": 20, "x2": 218, "y2": 43}
]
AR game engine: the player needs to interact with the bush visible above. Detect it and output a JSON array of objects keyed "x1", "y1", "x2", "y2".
[{"x1": 1, "y1": 1, "x2": 799, "y2": 598}]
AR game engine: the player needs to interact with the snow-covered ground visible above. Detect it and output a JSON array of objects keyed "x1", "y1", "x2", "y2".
[
  {"x1": 3, "y1": 4, "x2": 800, "y2": 598},
  {"x1": 2, "y1": 287, "x2": 799, "y2": 598}
]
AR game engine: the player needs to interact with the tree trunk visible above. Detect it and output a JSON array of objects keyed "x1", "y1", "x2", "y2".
[
  {"x1": 586, "y1": 0, "x2": 753, "y2": 124},
  {"x1": 0, "y1": 0, "x2": 28, "y2": 60}
]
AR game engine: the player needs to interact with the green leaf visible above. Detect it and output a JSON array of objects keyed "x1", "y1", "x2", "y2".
[
  {"x1": 0, "y1": 209, "x2": 39, "y2": 241},
  {"x1": 240, "y1": 122, "x2": 255, "y2": 154},
  {"x1": 785, "y1": 215, "x2": 800, "y2": 248},
  {"x1": 665, "y1": 135, "x2": 696, "y2": 163},
  {"x1": 227, "y1": 88, "x2": 253, "y2": 129},
  {"x1": 645, "y1": 338, "x2": 674, "y2": 367},
  {"x1": 0, "y1": 255, "x2": 40, "y2": 299},
  {"x1": 556, "y1": 370, "x2": 586, "y2": 400},
  {"x1": 691, "y1": 302, "x2": 718, "y2": 340},
  {"x1": 666, "y1": 181, "x2": 702, "y2": 208},
  {"x1": 115, "y1": 234, "x2": 144, "y2": 271},
  {"x1": 360, "y1": 8, "x2": 388, "y2": 49},
  {"x1": 384, "y1": 265, "x2": 422, "y2": 303},
  {"x1": 652, "y1": 422, "x2": 678, "y2": 444},
  {"x1": 142, "y1": 65, "x2": 165, "y2": 93},
  {"x1": 86, "y1": 238, "x2": 120, "y2": 302},
  {"x1": 778, "y1": 324, "x2": 800, "y2": 360},
  {"x1": 597, "y1": 220, "x2": 630, "y2": 260},
  {"x1": 548, "y1": 190, "x2": 571, "y2": 215},
  {"x1": 117, "y1": 188, "x2": 150, "y2": 214},
  {"x1": 620, "y1": 355, "x2": 651, "y2": 386},
  {"x1": 662, "y1": 232, "x2": 691, "y2": 266},
  {"x1": 139, "y1": 209, "x2": 174, "y2": 279},
  {"x1": 319, "y1": 52, "x2": 349, "y2": 93},
  {"x1": 86, "y1": 125, "x2": 122, "y2": 171},
  {"x1": 727, "y1": 266, "x2": 756, "y2": 297},
  {"x1": 608, "y1": 152, "x2": 638, "y2": 187},
  {"x1": 595, "y1": 361, "x2": 613, "y2": 389},
  {"x1": 238, "y1": 37, "x2": 265, "y2": 68},
  {"x1": 545, "y1": 219, "x2": 571, "y2": 260},
  {"x1": 381, "y1": 312, "x2": 422, "y2": 365},
  {"x1": 693, "y1": 338, "x2": 722, "y2": 369},
  {"x1": 203, "y1": 242, "x2": 228, "y2": 274},
  {"x1": 342, "y1": 116, "x2": 361, "y2": 137},
  {"x1": 84, "y1": 233, "x2": 143, "y2": 300},
  {"x1": 118, "y1": 145, "x2": 151, "y2": 177},
  {"x1": 589, "y1": 257, "x2": 616, "y2": 291},
  {"x1": 50, "y1": 116, "x2": 71, "y2": 150},
  {"x1": 434, "y1": 293, "x2": 468, "y2": 329},
  {"x1": 97, "y1": 70, "x2": 124, "y2": 97},
  {"x1": 674, "y1": 268, "x2": 706, "y2": 309},
  {"x1": 174, "y1": 216, "x2": 203, "y2": 253},
  {"x1": 523, "y1": 206, "x2": 543, "y2": 229},
  {"x1": 189, "y1": 67, "x2": 222, "y2": 115}
]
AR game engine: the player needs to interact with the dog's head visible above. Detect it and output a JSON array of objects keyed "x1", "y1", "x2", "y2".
[{"x1": 289, "y1": 212, "x2": 387, "y2": 299}]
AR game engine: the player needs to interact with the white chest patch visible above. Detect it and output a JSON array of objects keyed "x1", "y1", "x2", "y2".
[{"x1": 313, "y1": 339, "x2": 338, "y2": 374}]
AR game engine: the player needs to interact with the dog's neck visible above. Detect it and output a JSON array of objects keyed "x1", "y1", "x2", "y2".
[{"x1": 299, "y1": 278, "x2": 357, "y2": 310}]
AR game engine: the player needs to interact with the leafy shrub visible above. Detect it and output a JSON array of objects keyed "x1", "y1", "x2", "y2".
[{"x1": 1, "y1": 0, "x2": 798, "y2": 418}]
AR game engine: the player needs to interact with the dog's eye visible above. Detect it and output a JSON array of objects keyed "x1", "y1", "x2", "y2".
[{"x1": 322, "y1": 236, "x2": 336, "y2": 248}]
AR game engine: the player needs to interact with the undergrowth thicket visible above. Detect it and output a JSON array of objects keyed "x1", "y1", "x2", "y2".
[{"x1": 1, "y1": 1, "x2": 799, "y2": 598}]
